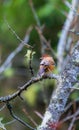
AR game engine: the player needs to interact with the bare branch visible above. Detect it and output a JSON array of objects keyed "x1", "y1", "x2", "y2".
[
  {"x1": 34, "y1": 111, "x2": 43, "y2": 119},
  {"x1": 5, "y1": 19, "x2": 32, "y2": 48},
  {"x1": 23, "y1": 108, "x2": 38, "y2": 127},
  {"x1": 5, "y1": 119, "x2": 16, "y2": 126},
  {"x1": 0, "y1": 74, "x2": 58, "y2": 103},
  {"x1": 57, "y1": 0, "x2": 78, "y2": 72},
  {"x1": 59, "y1": 108, "x2": 79, "y2": 126},
  {"x1": 68, "y1": 109, "x2": 79, "y2": 130},
  {"x1": 0, "y1": 104, "x2": 6, "y2": 111},
  {"x1": 0, "y1": 26, "x2": 32, "y2": 74},
  {"x1": 6, "y1": 102, "x2": 36, "y2": 130},
  {"x1": 29, "y1": 0, "x2": 41, "y2": 28},
  {"x1": 29, "y1": 0, "x2": 57, "y2": 56},
  {"x1": 64, "y1": 98, "x2": 79, "y2": 112},
  {"x1": 29, "y1": 0, "x2": 45, "y2": 54},
  {"x1": 65, "y1": 1, "x2": 79, "y2": 16},
  {"x1": 35, "y1": 26, "x2": 57, "y2": 58}
]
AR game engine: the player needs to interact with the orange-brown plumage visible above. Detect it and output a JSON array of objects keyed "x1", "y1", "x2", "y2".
[{"x1": 38, "y1": 54, "x2": 55, "y2": 75}]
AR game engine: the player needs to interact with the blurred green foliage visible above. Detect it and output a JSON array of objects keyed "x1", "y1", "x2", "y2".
[
  {"x1": 0, "y1": 0, "x2": 75, "y2": 130},
  {"x1": 3, "y1": 68, "x2": 14, "y2": 77},
  {"x1": 0, "y1": 0, "x2": 68, "y2": 54},
  {"x1": 23, "y1": 84, "x2": 40, "y2": 106}
]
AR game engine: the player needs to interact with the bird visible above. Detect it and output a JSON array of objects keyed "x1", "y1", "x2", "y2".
[{"x1": 38, "y1": 54, "x2": 55, "y2": 76}]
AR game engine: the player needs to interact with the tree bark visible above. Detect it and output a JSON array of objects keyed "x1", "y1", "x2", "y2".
[{"x1": 38, "y1": 42, "x2": 79, "y2": 130}]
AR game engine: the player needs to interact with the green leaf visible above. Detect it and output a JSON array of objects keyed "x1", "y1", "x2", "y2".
[{"x1": 0, "y1": 118, "x2": 6, "y2": 130}]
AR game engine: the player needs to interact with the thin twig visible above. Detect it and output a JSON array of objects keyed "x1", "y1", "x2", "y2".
[
  {"x1": 6, "y1": 102, "x2": 36, "y2": 130},
  {"x1": 29, "y1": 0, "x2": 55, "y2": 55},
  {"x1": 69, "y1": 29, "x2": 79, "y2": 36},
  {"x1": 35, "y1": 26, "x2": 57, "y2": 58},
  {"x1": 29, "y1": 0, "x2": 41, "y2": 27},
  {"x1": 0, "y1": 104, "x2": 6, "y2": 111},
  {"x1": 64, "y1": 98, "x2": 79, "y2": 112},
  {"x1": 5, "y1": 119, "x2": 16, "y2": 126},
  {"x1": 68, "y1": 109, "x2": 79, "y2": 130},
  {"x1": 29, "y1": 0, "x2": 57, "y2": 57},
  {"x1": 23, "y1": 108, "x2": 38, "y2": 127},
  {"x1": 34, "y1": 111, "x2": 43, "y2": 119},
  {"x1": 5, "y1": 19, "x2": 32, "y2": 48},
  {"x1": 29, "y1": 0, "x2": 46, "y2": 54},
  {"x1": 60, "y1": 108, "x2": 79, "y2": 127},
  {"x1": 29, "y1": 49, "x2": 34, "y2": 76},
  {"x1": 60, "y1": 114, "x2": 74, "y2": 124},
  {"x1": 65, "y1": 1, "x2": 79, "y2": 16}
]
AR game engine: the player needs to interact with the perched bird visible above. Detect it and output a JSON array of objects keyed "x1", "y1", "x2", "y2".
[{"x1": 38, "y1": 54, "x2": 55, "y2": 76}]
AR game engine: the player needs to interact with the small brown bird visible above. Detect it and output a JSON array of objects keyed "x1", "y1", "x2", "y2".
[{"x1": 38, "y1": 54, "x2": 55, "y2": 76}]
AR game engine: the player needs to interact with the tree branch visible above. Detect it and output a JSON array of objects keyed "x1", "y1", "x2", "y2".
[
  {"x1": 0, "y1": 74, "x2": 58, "y2": 103},
  {"x1": 57, "y1": 0, "x2": 78, "y2": 72},
  {"x1": 6, "y1": 102, "x2": 36, "y2": 130},
  {"x1": 68, "y1": 109, "x2": 79, "y2": 130}
]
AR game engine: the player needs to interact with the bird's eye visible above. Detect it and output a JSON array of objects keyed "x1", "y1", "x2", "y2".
[
  {"x1": 40, "y1": 57, "x2": 42, "y2": 60},
  {"x1": 40, "y1": 63, "x2": 44, "y2": 65}
]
